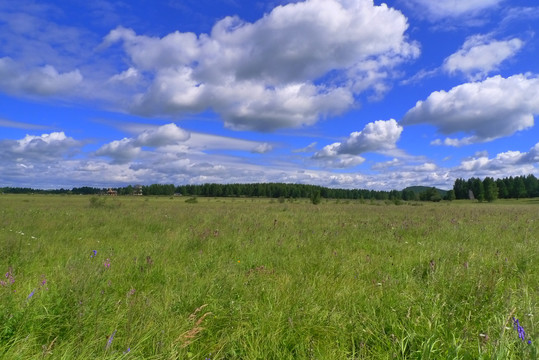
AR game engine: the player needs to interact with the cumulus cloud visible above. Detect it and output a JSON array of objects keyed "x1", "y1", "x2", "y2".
[
  {"x1": 431, "y1": 137, "x2": 477, "y2": 147},
  {"x1": 94, "y1": 138, "x2": 141, "y2": 164},
  {"x1": 405, "y1": 0, "x2": 503, "y2": 20},
  {"x1": 0, "y1": 131, "x2": 81, "y2": 167},
  {"x1": 14, "y1": 132, "x2": 79, "y2": 158},
  {"x1": 402, "y1": 74, "x2": 539, "y2": 144},
  {"x1": 313, "y1": 119, "x2": 403, "y2": 168},
  {"x1": 0, "y1": 57, "x2": 82, "y2": 96},
  {"x1": 102, "y1": 0, "x2": 419, "y2": 131},
  {"x1": 443, "y1": 35, "x2": 523, "y2": 79},
  {"x1": 95, "y1": 123, "x2": 190, "y2": 163},
  {"x1": 455, "y1": 143, "x2": 539, "y2": 177},
  {"x1": 108, "y1": 67, "x2": 140, "y2": 84},
  {"x1": 134, "y1": 123, "x2": 190, "y2": 147}
]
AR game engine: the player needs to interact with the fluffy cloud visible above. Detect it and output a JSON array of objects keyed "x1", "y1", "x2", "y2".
[
  {"x1": 0, "y1": 132, "x2": 82, "y2": 188},
  {"x1": 94, "y1": 138, "x2": 141, "y2": 164},
  {"x1": 134, "y1": 123, "x2": 190, "y2": 147},
  {"x1": 0, "y1": 57, "x2": 82, "y2": 96},
  {"x1": 2, "y1": 132, "x2": 80, "y2": 160},
  {"x1": 455, "y1": 143, "x2": 539, "y2": 178},
  {"x1": 95, "y1": 123, "x2": 190, "y2": 163},
  {"x1": 102, "y1": 0, "x2": 419, "y2": 131},
  {"x1": 443, "y1": 35, "x2": 523, "y2": 79},
  {"x1": 402, "y1": 74, "x2": 539, "y2": 144},
  {"x1": 405, "y1": 0, "x2": 503, "y2": 19},
  {"x1": 313, "y1": 119, "x2": 403, "y2": 167}
]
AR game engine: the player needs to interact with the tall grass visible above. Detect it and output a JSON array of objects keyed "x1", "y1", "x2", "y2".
[{"x1": 1, "y1": 195, "x2": 538, "y2": 359}]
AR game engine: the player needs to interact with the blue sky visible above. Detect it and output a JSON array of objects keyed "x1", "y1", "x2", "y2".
[{"x1": 1, "y1": 0, "x2": 538, "y2": 190}]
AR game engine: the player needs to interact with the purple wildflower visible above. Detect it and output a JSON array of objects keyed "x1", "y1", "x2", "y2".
[
  {"x1": 40, "y1": 275, "x2": 48, "y2": 290},
  {"x1": 105, "y1": 330, "x2": 116, "y2": 350},
  {"x1": 3, "y1": 270, "x2": 15, "y2": 285},
  {"x1": 27, "y1": 289, "x2": 35, "y2": 299},
  {"x1": 124, "y1": 347, "x2": 131, "y2": 353},
  {"x1": 91, "y1": 250, "x2": 97, "y2": 258},
  {"x1": 104, "y1": 258, "x2": 111, "y2": 268},
  {"x1": 513, "y1": 317, "x2": 531, "y2": 344}
]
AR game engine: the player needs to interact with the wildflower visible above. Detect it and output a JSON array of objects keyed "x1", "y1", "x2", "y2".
[
  {"x1": 104, "y1": 258, "x2": 111, "y2": 268},
  {"x1": 128, "y1": 288, "x2": 136, "y2": 296},
  {"x1": 27, "y1": 290, "x2": 35, "y2": 299},
  {"x1": 124, "y1": 347, "x2": 131, "y2": 353},
  {"x1": 40, "y1": 275, "x2": 48, "y2": 290},
  {"x1": 513, "y1": 317, "x2": 531, "y2": 344},
  {"x1": 91, "y1": 250, "x2": 97, "y2": 258},
  {"x1": 3, "y1": 270, "x2": 15, "y2": 285},
  {"x1": 105, "y1": 330, "x2": 116, "y2": 350}
]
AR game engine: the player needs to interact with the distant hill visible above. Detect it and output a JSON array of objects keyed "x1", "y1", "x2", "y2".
[{"x1": 403, "y1": 186, "x2": 448, "y2": 197}]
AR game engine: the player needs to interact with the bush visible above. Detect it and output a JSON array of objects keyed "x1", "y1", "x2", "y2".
[
  {"x1": 89, "y1": 196, "x2": 107, "y2": 208},
  {"x1": 310, "y1": 190, "x2": 321, "y2": 205}
]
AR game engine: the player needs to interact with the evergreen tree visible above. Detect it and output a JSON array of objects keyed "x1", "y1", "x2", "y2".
[
  {"x1": 513, "y1": 177, "x2": 527, "y2": 199},
  {"x1": 445, "y1": 190, "x2": 456, "y2": 201},
  {"x1": 496, "y1": 179, "x2": 508, "y2": 199},
  {"x1": 310, "y1": 189, "x2": 321, "y2": 205},
  {"x1": 483, "y1": 177, "x2": 498, "y2": 202}
]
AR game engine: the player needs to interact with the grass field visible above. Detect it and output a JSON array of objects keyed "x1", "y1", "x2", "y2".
[{"x1": 1, "y1": 194, "x2": 539, "y2": 359}]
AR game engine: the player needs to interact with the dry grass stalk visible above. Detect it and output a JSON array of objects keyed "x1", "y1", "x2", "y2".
[
  {"x1": 41, "y1": 336, "x2": 58, "y2": 358},
  {"x1": 175, "y1": 305, "x2": 213, "y2": 348}
]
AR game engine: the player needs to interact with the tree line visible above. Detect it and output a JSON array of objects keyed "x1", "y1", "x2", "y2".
[
  {"x1": 452, "y1": 174, "x2": 539, "y2": 202},
  {"x1": 1, "y1": 174, "x2": 538, "y2": 202},
  {"x1": 0, "y1": 183, "x2": 409, "y2": 200}
]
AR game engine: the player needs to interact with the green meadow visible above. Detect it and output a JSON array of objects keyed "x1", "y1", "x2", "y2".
[{"x1": 1, "y1": 194, "x2": 539, "y2": 359}]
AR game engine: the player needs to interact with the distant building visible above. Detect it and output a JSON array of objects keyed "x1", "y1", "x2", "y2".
[{"x1": 133, "y1": 185, "x2": 143, "y2": 196}]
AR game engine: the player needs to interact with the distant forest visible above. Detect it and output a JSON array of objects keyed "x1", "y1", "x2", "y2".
[{"x1": 1, "y1": 174, "x2": 538, "y2": 202}]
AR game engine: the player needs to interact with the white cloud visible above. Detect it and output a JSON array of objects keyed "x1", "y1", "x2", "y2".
[
  {"x1": 134, "y1": 123, "x2": 190, "y2": 147},
  {"x1": 293, "y1": 142, "x2": 318, "y2": 153},
  {"x1": 251, "y1": 143, "x2": 273, "y2": 154},
  {"x1": 0, "y1": 118, "x2": 49, "y2": 130},
  {"x1": 95, "y1": 138, "x2": 141, "y2": 164},
  {"x1": 102, "y1": 0, "x2": 419, "y2": 131},
  {"x1": 371, "y1": 158, "x2": 401, "y2": 170},
  {"x1": 95, "y1": 123, "x2": 190, "y2": 164},
  {"x1": 0, "y1": 57, "x2": 82, "y2": 96},
  {"x1": 443, "y1": 35, "x2": 523, "y2": 79},
  {"x1": 315, "y1": 119, "x2": 402, "y2": 156},
  {"x1": 313, "y1": 119, "x2": 403, "y2": 168},
  {"x1": 405, "y1": 0, "x2": 503, "y2": 20},
  {"x1": 454, "y1": 143, "x2": 539, "y2": 178},
  {"x1": 402, "y1": 74, "x2": 539, "y2": 144},
  {"x1": 431, "y1": 136, "x2": 477, "y2": 147},
  {"x1": 14, "y1": 132, "x2": 79, "y2": 158},
  {"x1": 0, "y1": 131, "x2": 81, "y2": 168},
  {"x1": 108, "y1": 67, "x2": 140, "y2": 84}
]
